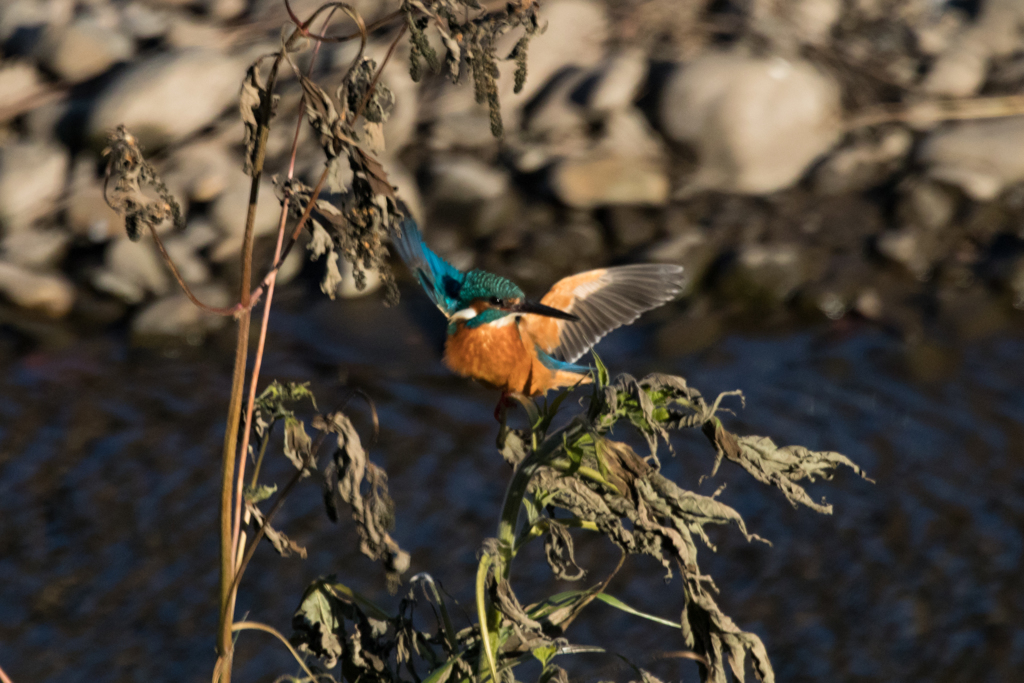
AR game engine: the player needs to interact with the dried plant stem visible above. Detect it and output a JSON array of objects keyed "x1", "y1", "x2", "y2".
[
  {"x1": 845, "y1": 93, "x2": 1024, "y2": 130},
  {"x1": 232, "y1": 621, "x2": 319, "y2": 681},
  {"x1": 0, "y1": 663, "x2": 13, "y2": 683},
  {"x1": 229, "y1": 11, "x2": 338, "y2": 608},
  {"x1": 216, "y1": 49, "x2": 283, "y2": 681}
]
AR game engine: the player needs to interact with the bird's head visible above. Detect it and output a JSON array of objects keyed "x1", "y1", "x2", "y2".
[{"x1": 448, "y1": 271, "x2": 578, "y2": 331}]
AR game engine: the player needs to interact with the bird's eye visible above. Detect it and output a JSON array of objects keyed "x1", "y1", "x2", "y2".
[{"x1": 490, "y1": 297, "x2": 502, "y2": 306}]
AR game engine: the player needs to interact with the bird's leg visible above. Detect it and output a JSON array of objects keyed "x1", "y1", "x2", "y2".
[{"x1": 493, "y1": 390, "x2": 516, "y2": 422}]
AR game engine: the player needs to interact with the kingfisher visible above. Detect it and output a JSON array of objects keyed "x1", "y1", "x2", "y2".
[{"x1": 393, "y1": 218, "x2": 685, "y2": 405}]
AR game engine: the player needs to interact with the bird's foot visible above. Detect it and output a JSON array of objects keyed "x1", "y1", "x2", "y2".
[{"x1": 494, "y1": 391, "x2": 516, "y2": 422}]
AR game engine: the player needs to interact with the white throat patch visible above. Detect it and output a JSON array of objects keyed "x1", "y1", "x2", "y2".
[{"x1": 450, "y1": 308, "x2": 477, "y2": 321}]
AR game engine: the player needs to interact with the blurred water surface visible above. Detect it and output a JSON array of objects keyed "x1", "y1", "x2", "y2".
[{"x1": 0, "y1": 288, "x2": 1022, "y2": 683}]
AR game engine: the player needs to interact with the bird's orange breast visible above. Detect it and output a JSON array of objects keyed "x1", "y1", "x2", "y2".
[{"x1": 444, "y1": 319, "x2": 590, "y2": 396}]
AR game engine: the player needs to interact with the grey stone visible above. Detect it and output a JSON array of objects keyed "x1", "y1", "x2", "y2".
[
  {"x1": 163, "y1": 140, "x2": 236, "y2": 203},
  {"x1": 0, "y1": 259, "x2": 75, "y2": 317},
  {"x1": 920, "y1": 117, "x2": 1024, "y2": 201},
  {"x1": 876, "y1": 228, "x2": 933, "y2": 280},
  {"x1": 164, "y1": 14, "x2": 228, "y2": 49},
  {"x1": 65, "y1": 180, "x2": 127, "y2": 241},
  {"x1": 585, "y1": 48, "x2": 648, "y2": 112},
  {"x1": 900, "y1": 180, "x2": 957, "y2": 232},
  {"x1": 430, "y1": 156, "x2": 509, "y2": 204},
  {"x1": 0, "y1": 61, "x2": 45, "y2": 109},
  {"x1": 0, "y1": 140, "x2": 69, "y2": 233},
  {"x1": 210, "y1": 175, "x2": 282, "y2": 243},
  {"x1": 814, "y1": 127, "x2": 913, "y2": 195},
  {"x1": 89, "y1": 49, "x2": 242, "y2": 148},
  {"x1": 660, "y1": 53, "x2": 842, "y2": 195},
  {"x1": 92, "y1": 237, "x2": 171, "y2": 304},
  {"x1": 643, "y1": 228, "x2": 714, "y2": 296},
  {"x1": 120, "y1": 3, "x2": 170, "y2": 41},
  {"x1": 719, "y1": 242, "x2": 819, "y2": 305},
  {"x1": 551, "y1": 155, "x2": 668, "y2": 209},
  {"x1": 0, "y1": 0, "x2": 74, "y2": 53},
  {"x1": 131, "y1": 283, "x2": 231, "y2": 345},
  {"x1": 1, "y1": 228, "x2": 70, "y2": 267},
  {"x1": 36, "y1": 18, "x2": 133, "y2": 83},
  {"x1": 922, "y1": 0, "x2": 1024, "y2": 97}
]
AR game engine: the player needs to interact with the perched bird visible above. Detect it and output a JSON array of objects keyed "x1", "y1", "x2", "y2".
[{"x1": 393, "y1": 218, "x2": 685, "y2": 402}]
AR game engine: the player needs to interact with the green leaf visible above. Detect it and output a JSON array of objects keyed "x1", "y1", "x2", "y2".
[
  {"x1": 244, "y1": 482, "x2": 277, "y2": 504},
  {"x1": 592, "y1": 351, "x2": 609, "y2": 388},
  {"x1": 594, "y1": 593, "x2": 681, "y2": 629},
  {"x1": 531, "y1": 644, "x2": 557, "y2": 667}
]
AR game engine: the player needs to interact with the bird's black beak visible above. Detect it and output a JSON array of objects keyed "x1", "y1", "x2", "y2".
[{"x1": 512, "y1": 300, "x2": 579, "y2": 321}]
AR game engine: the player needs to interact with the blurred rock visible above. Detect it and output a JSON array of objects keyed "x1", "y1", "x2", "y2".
[
  {"x1": 643, "y1": 227, "x2": 715, "y2": 296},
  {"x1": 0, "y1": 0, "x2": 74, "y2": 54},
  {"x1": 719, "y1": 242, "x2": 821, "y2": 306},
  {"x1": 0, "y1": 260, "x2": 75, "y2": 317},
  {"x1": 876, "y1": 227, "x2": 934, "y2": 279},
  {"x1": 92, "y1": 237, "x2": 171, "y2": 304},
  {"x1": 583, "y1": 48, "x2": 648, "y2": 112},
  {"x1": 549, "y1": 107, "x2": 669, "y2": 208},
  {"x1": 1, "y1": 228, "x2": 70, "y2": 268},
  {"x1": 120, "y1": 2, "x2": 170, "y2": 41},
  {"x1": 66, "y1": 181, "x2": 126, "y2": 241},
  {"x1": 163, "y1": 140, "x2": 236, "y2": 203},
  {"x1": 788, "y1": 0, "x2": 843, "y2": 46},
  {"x1": 131, "y1": 283, "x2": 230, "y2": 345},
  {"x1": 921, "y1": 35, "x2": 988, "y2": 98},
  {"x1": 209, "y1": 175, "x2": 282, "y2": 259},
  {"x1": 660, "y1": 53, "x2": 842, "y2": 194},
  {"x1": 178, "y1": 218, "x2": 220, "y2": 250},
  {"x1": 922, "y1": 0, "x2": 1024, "y2": 97},
  {"x1": 0, "y1": 61, "x2": 45, "y2": 107},
  {"x1": 198, "y1": 0, "x2": 248, "y2": 21},
  {"x1": 899, "y1": 180, "x2": 957, "y2": 232},
  {"x1": 163, "y1": 236, "x2": 210, "y2": 285},
  {"x1": 604, "y1": 205, "x2": 658, "y2": 249},
  {"x1": 551, "y1": 155, "x2": 668, "y2": 209},
  {"x1": 920, "y1": 118, "x2": 1024, "y2": 201},
  {"x1": 814, "y1": 127, "x2": 912, "y2": 195},
  {"x1": 532, "y1": 217, "x2": 605, "y2": 272},
  {"x1": 430, "y1": 156, "x2": 508, "y2": 204},
  {"x1": 0, "y1": 140, "x2": 69, "y2": 233},
  {"x1": 36, "y1": 18, "x2": 133, "y2": 83},
  {"x1": 89, "y1": 49, "x2": 242, "y2": 148},
  {"x1": 164, "y1": 14, "x2": 228, "y2": 49}
]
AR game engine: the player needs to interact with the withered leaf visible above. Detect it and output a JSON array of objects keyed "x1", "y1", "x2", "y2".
[
  {"x1": 239, "y1": 60, "x2": 278, "y2": 175},
  {"x1": 353, "y1": 148, "x2": 397, "y2": 202},
  {"x1": 246, "y1": 500, "x2": 307, "y2": 559}
]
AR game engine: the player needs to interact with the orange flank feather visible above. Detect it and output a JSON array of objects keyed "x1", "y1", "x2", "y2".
[{"x1": 444, "y1": 318, "x2": 591, "y2": 396}]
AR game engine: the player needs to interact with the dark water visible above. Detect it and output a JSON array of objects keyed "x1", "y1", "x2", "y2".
[{"x1": 1, "y1": 288, "x2": 1022, "y2": 683}]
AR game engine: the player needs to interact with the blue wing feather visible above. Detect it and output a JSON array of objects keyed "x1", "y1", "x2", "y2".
[
  {"x1": 392, "y1": 217, "x2": 465, "y2": 316},
  {"x1": 536, "y1": 347, "x2": 590, "y2": 375}
]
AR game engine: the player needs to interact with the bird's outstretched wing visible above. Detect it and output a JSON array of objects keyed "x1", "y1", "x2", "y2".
[
  {"x1": 392, "y1": 218, "x2": 465, "y2": 316},
  {"x1": 525, "y1": 264, "x2": 686, "y2": 363}
]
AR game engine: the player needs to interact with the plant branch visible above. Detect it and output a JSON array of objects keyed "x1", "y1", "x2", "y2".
[
  {"x1": 229, "y1": 5, "x2": 339, "y2": 591},
  {"x1": 232, "y1": 621, "x2": 319, "y2": 681}
]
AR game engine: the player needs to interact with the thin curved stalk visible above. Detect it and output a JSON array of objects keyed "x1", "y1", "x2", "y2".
[
  {"x1": 230, "y1": 4, "x2": 341, "y2": 582},
  {"x1": 232, "y1": 621, "x2": 319, "y2": 681},
  {"x1": 475, "y1": 554, "x2": 500, "y2": 683}
]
